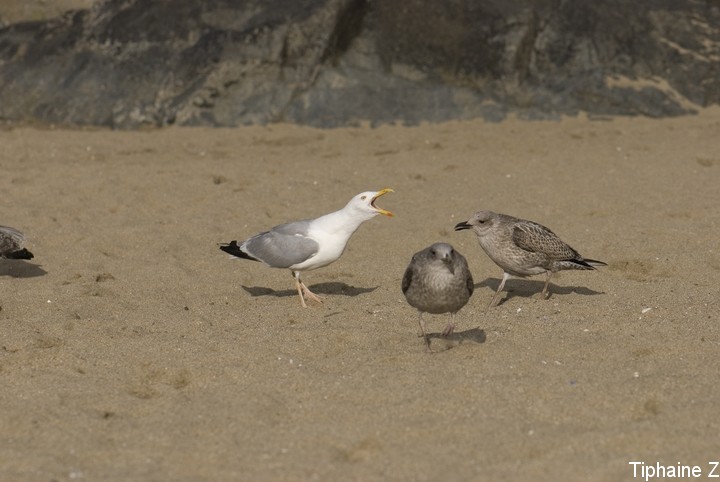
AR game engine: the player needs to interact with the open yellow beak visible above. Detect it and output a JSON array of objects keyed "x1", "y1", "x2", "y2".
[{"x1": 371, "y1": 188, "x2": 394, "y2": 217}]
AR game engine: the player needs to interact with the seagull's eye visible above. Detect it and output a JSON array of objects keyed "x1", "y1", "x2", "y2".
[{"x1": 361, "y1": 195, "x2": 367, "y2": 200}]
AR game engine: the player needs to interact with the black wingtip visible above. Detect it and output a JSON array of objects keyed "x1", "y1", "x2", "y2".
[
  {"x1": 584, "y1": 258, "x2": 607, "y2": 267},
  {"x1": 5, "y1": 248, "x2": 33, "y2": 260},
  {"x1": 573, "y1": 258, "x2": 607, "y2": 269},
  {"x1": 219, "y1": 241, "x2": 259, "y2": 262},
  {"x1": 219, "y1": 240, "x2": 242, "y2": 256}
]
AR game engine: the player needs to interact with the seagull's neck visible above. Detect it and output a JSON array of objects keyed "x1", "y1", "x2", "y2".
[{"x1": 312, "y1": 206, "x2": 373, "y2": 238}]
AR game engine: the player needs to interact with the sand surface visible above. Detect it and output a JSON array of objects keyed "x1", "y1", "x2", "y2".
[
  {"x1": 1, "y1": 111, "x2": 719, "y2": 481},
  {"x1": 0, "y1": 0, "x2": 95, "y2": 23}
]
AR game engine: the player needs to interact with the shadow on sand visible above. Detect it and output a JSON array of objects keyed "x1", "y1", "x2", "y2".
[
  {"x1": 242, "y1": 282, "x2": 378, "y2": 300},
  {"x1": 423, "y1": 327, "x2": 487, "y2": 352},
  {"x1": 0, "y1": 261, "x2": 47, "y2": 278},
  {"x1": 475, "y1": 277, "x2": 604, "y2": 306}
]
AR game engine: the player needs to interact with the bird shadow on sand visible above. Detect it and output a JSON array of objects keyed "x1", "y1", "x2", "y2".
[
  {"x1": 242, "y1": 282, "x2": 378, "y2": 299},
  {"x1": 476, "y1": 277, "x2": 604, "y2": 305},
  {"x1": 0, "y1": 261, "x2": 47, "y2": 278},
  {"x1": 424, "y1": 327, "x2": 487, "y2": 352}
]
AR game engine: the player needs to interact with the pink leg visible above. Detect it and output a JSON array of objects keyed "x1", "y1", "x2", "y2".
[
  {"x1": 292, "y1": 271, "x2": 324, "y2": 307},
  {"x1": 293, "y1": 272, "x2": 307, "y2": 308},
  {"x1": 300, "y1": 280, "x2": 324, "y2": 304},
  {"x1": 489, "y1": 272, "x2": 511, "y2": 308},
  {"x1": 442, "y1": 313, "x2": 456, "y2": 337},
  {"x1": 541, "y1": 271, "x2": 553, "y2": 299}
]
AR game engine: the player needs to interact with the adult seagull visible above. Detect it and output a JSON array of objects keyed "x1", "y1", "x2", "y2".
[{"x1": 220, "y1": 189, "x2": 394, "y2": 307}]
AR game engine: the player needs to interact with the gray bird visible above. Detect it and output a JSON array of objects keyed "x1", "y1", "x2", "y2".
[
  {"x1": 455, "y1": 211, "x2": 606, "y2": 307},
  {"x1": 402, "y1": 242, "x2": 474, "y2": 351},
  {"x1": 0, "y1": 226, "x2": 34, "y2": 260},
  {"x1": 220, "y1": 189, "x2": 393, "y2": 307}
]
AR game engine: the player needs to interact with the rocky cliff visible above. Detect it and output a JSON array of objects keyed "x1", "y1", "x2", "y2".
[{"x1": 0, "y1": 0, "x2": 718, "y2": 128}]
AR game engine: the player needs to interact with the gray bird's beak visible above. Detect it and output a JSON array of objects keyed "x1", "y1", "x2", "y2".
[
  {"x1": 443, "y1": 256, "x2": 454, "y2": 274},
  {"x1": 454, "y1": 221, "x2": 471, "y2": 231}
]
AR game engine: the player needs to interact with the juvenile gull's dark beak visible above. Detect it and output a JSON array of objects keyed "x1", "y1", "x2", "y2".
[
  {"x1": 443, "y1": 255, "x2": 454, "y2": 274},
  {"x1": 454, "y1": 221, "x2": 472, "y2": 231}
]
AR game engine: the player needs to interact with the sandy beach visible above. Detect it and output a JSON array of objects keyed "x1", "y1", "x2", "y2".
[{"x1": 1, "y1": 110, "x2": 719, "y2": 480}]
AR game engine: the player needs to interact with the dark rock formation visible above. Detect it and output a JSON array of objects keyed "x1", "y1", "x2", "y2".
[{"x1": 0, "y1": 0, "x2": 718, "y2": 128}]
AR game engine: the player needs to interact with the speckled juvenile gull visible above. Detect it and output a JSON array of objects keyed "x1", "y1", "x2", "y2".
[
  {"x1": 455, "y1": 211, "x2": 606, "y2": 307},
  {"x1": 220, "y1": 189, "x2": 393, "y2": 307},
  {"x1": 402, "y1": 242, "x2": 474, "y2": 351},
  {"x1": 0, "y1": 226, "x2": 34, "y2": 260}
]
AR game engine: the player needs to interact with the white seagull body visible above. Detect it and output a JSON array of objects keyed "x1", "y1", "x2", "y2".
[{"x1": 221, "y1": 189, "x2": 394, "y2": 307}]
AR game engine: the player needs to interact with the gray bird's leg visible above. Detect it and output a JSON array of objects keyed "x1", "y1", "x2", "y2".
[
  {"x1": 417, "y1": 312, "x2": 433, "y2": 352},
  {"x1": 442, "y1": 312, "x2": 456, "y2": 337}
]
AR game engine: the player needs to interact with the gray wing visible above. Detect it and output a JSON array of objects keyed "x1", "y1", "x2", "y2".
[
  {"x1": 402, "y1": 251, "x2": 426, "y2": 294},
  {"x1": 453, "y1": 252, "x2": 474, "y2": 296},
  {"x1": 0, "y1": 226, "x2": 25, "y2": 254},
  {"x1": 242, "y1": 220, "x2": 319, "y2": 269},
  {"x1": 512, "y1": 221, "x2": 579, "y2": 260},
  {"x1": 401, "y1": 264, "x2": 414, "y2": 294}
]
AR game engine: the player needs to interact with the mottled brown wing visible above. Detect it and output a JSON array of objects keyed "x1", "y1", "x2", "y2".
[
  {"x1": 512, "y1": 221, "x2": 579, "y2": 260},
  {"x1": 0, "y1": 226, "x2": 24, "y2": 255}
]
